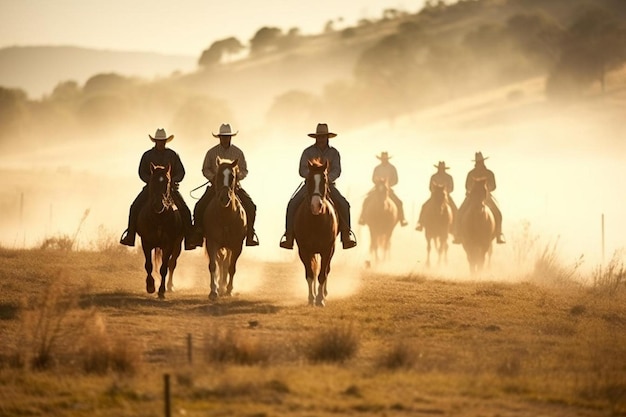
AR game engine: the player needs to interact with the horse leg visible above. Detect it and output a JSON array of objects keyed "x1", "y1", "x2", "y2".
[
  {"x1": 425, "y1": 237, "x2": 432, "y2": 268},
  {"x1": 316, "y1": 253, "x2": 331, "y2": 307},
  {"x1": 158, "y1": 249, "x2": 173, "y2": 299},
  {"x1": 167, "y1": 241, "x2": 182, "y2": 292},
  {"x1": 207, "y1": 246, "x2": 219, "y2": 300},
  {"x1": 217, "y1": 250, "x2": 228, "y2": 295},
  {"x1": 226, "y1": 249, "x2": 241, "y2": 296},
  {"x1": 143, "y1": 245, "x2": 155, "y2": 294},
  {"x1": 299, "y1": 250, "x2": 316, "y2": 305}
]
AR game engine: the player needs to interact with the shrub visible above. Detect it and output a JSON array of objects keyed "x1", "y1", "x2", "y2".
[{"x1": 306, "y1": 323, "x2": 359, "y2": 363}]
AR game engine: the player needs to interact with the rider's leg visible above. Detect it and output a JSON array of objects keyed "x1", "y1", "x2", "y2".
[
  {"x1": 190, "y1": 186, "x2": 213, "y2": 246},
  {"x1": 448, "y1": 196, "x2": 458, "y2": 235},
  {"x1": 389, "y1": 190, "x2": 408, "y2": 226},
  {"x1": 236, "y1": 188, "x2": 259, "y2": 246},
  {"x1": 329, "y1": 186, "x2": 357, "y2": 249},
  {"x1": 172, "y1": 191, "x2": 195, "y2": 250},
  {"x1": 280, "y1": 187, "x2": 306, "y2": 249},
  {"x1": 120, "y1": 187, "x2": 148, "y2": 246},
  {"x1": 416, "y1": 199, "x2": 429, "y2": 231}
]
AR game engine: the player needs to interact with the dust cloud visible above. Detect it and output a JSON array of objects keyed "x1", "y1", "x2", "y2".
[{"x1": 1, "y1": 76, "x2": 625, "y2": 286}]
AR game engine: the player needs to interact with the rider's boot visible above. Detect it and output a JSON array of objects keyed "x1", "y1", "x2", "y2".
[
  {"x1": 246, "y1": 230, "x2": 260, "y2": 246},
  {"x1": 341, "y1": 230, "x2": 357, "y2": 249},
  {"x1": 279, "y1": 232, "x2": 294, "y2": 249},
  {"x1": 496, "y1": 233, "x2": 506, "y2": 244},
  {"x1": 187, "y1": 225, "x2": 204, "y2": 248},
  {"x1": 400, "y1": 219, "x2": 408, "y2": 227},
  {"x1": 120, "y1": 227, "x2": 136, "y2": 247}
]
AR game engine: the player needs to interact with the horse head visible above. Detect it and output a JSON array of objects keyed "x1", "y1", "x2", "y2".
[
  {"x1": 430, "y1": 181, "x2": 448, "y2": 205},
  {"x1": 215, "y1": 157, "x2": 239, "y2": 209},
  {"x1": 373, "y1": 177, "x2": 390, "y2": 197},
  {"x1": 148, "y1": 163, "x2": 174, "y2": 213},
  {"x1": 306, "y1": 158, "x2": 329, "y2": 216}
]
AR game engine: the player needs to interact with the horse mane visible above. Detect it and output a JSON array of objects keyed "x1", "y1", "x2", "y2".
[{"x1": 308, "y1": 157, "x2": 325, "y2": 169}]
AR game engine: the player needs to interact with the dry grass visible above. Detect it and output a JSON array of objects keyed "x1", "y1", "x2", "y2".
[{"x1": 0, "y1": 248, "x2": 625, "y2": 416}]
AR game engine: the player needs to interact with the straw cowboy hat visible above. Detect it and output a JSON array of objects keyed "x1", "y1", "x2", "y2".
[
  {"x1": 308, "y1": 123, "x2": 337, "y2": 138},
  {"x1": 376, "y1": 151, "x2": 391, "y2": 161},
  {"x1": 212, "y1": 123, "x2": 238, "y2": 138},
  {"x1": 434, "y1": 161, "x2": 450, "y2": 170},
  {"x1": 149, "y1": 128, "x2": 174, "y2": 142},
  {"x1": 472, "y1": 152, "x2": 489, "y2": 162}
]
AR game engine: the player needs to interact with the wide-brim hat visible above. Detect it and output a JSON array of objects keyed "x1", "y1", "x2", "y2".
[
  {"x1": 212, "y1": 123, "x2": 238, "y2": 138},
  {"x1": 434, "y1": 161, "x2": 450, "y2": 169},
  {"x1": 149, "y1": 128, "x2": 174, "y2": 142},
  {"x1": 472, "y1": 151, "x2": 489, "y2": 162},
  {"x1": 376, "y1": 152, "x2": 391, "y2": 160},
  {"x1": 308, "y1": 123, "x2": 337, "y2": 138}
]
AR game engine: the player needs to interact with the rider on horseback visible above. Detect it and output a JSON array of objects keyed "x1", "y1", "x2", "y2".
[
  {"x1": 279, "y1": 123, "x2": 358, "y2": 250},
  {"x1": 453, "y1": 152, "x2": 506, "y2": 244},
  {"x1": 188, "y1": 123, "x2": 259, "y2": 247},
  {"x1": 358, "y1": 151, "x2": 408, "y2": 227},
  {"x1": 416, "y1": 161, "x2": 458, "y2": 233},
  {"x1": 119, "y1": 128, "x2": 195, "y2": 250}
]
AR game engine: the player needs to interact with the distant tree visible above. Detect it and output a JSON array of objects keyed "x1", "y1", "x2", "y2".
[
  {"x1": 83, "y1": 73, "x2": 133, "y2": 95},
  {"x1": 0, "y1": 87, "x2": 28, "y2": 142},
  {"x1": 505, "y1": 13, "x2": 563, "y2": 69},
  {"x1": 324, "y1": 20, "x2": 335, "y2": 33},
  {"x1": 198, "y1": 37, "x2": 244, "y2": 68},
  {"x1": 280, "y1": 28, "x2": 303, "y2": 50},
  {"x1": 250, "y1": 27, "x2": 282, "y2": 55},
  {"x1": 266, "y1": 90, "x2": 318, "y2": 128},
  {"x1": 50, "y1": 81, "x2": 81, "y2": 102},
  {"x1": 546, "y1": 6, "x2": 626, "y2": 98},
  {"x1": 170, "y1": 95, "x2": 233, "y2": 140}
]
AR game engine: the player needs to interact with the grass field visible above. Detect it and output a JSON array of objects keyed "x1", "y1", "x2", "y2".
[{"x1": 0, "y1": 246, "x2": 625, "y2": 417}]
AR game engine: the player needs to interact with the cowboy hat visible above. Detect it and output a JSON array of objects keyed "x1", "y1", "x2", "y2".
[
  {"x1": 472, "y1": 152, "x2": 489, "y2": 162},
  {"x1": 308, "y1": 123, "x2": 337, "y2": 138},
  {"x1": 212, "y1": 123, "x2": 238, "y2": 138},
  {"x1": 376, "y1": 151, "x2": 391, "y2": 160},
  {"x1": 149, "y1": 128, "x2": 174, "y2": 142},
  {"x1": 434, "y1": 161, "x2": 450, "y2": 169}
]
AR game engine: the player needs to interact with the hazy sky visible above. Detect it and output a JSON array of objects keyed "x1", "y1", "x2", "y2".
[{"x1": 0, "y1": 0, "x2": 419, "y2": 56}]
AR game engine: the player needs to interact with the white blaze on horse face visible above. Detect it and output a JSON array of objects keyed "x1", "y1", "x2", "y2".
[
  {"x1": 222, "y1": 167, "x2": 232, "y2": 188},
  {"x1": 311, "y1": 173, "x2": 323, "y2": 215}
]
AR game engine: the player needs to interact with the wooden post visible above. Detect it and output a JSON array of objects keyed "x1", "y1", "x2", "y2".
[
  {"x1": 164, "y1": 373, "x2": 171, "y2": 417},
  {"x1": 187, "y1": 333, "x2": 193, "y2": 364}
]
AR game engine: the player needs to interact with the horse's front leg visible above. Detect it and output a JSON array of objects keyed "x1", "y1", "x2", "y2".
[
  {"x1": 226, "y1": 248, "x2": 242, "y2": 296},
  {"x1": 425, "y1": 237, "x2": 432, "y2": 268},
  {"x1": 167, "y1": 241, "x2": 182, "y2": 292},
  {"x1": 158, "y1": 249, "x2": 173, "y2": 299},
  {"x1": 298, "y1": 250, "x2": 316, "y2": 305},
  {"x1": 142, "y1": 245, "x2": 155, "y2": 294},
  {"x1": 316, "y1": 251, "x2": 333, "y2": 307}
]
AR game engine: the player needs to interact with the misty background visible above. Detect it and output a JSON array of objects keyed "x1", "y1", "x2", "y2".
[{"x1": 1, "y1": 0, "x2": 625, "y2": 279}]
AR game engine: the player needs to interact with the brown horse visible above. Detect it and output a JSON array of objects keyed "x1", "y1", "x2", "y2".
[
  {"x1": 421, "y1": 181, "x2": 453, "y2": 268},
  {"x1": 294, "y1": 159, "x2": 339, "y2": 307},
  {"x1": 136, "y1": 163, "x2": 184, "y2": 299},
  {"x1": 361, "y1": 177, "x2": 398, "y2": 264},
  {"x1": 460, "y1": 178, "x2": 495, "y2": 274},
  {"x1": 203, "y1": 157, "x2": 247, "y2": 300}
]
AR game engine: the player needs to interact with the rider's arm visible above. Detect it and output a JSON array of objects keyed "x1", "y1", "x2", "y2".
[
  {"x1": 487, "y1": 170, "x2": 496, "y2": 192},
  {"x1": 235, "y1": 147, "x2": 248, "y2": 180},
  {"x1": 170, "y1": 151, "x2": 185, "y2": 183},
  {"x1": 202, "y1": 149, "x2": 216, "y2": 182},
  {"x1": 138, "y1": 150, "x2": 151, "y2": 184},
  {"x1": 327, "y1": 149, "x2": 341, "y2": 183}
]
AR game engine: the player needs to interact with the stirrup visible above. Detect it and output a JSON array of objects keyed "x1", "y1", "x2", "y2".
[
  {"x1": 246, "y1": 233, "x2": 259, "y2": 247},
  {"x1": 341, "y1": 231, "x2": 357, "y2": 249},
  {"x1": 415, "y1": 224, "x2": 423, "y2": 231},
  {"x1": 279, "y1": 234, "x2": 293, "y2": 249},
  {"x1": 119, "y1": 229, "x2": 135, "y2": 246}
]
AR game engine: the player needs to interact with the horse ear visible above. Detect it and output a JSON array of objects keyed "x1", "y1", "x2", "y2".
[
  {"x1": 232, "y1": 158, "x2": 239, "y2": 167},
  {"x1": 216, "y1": 156, "x2": 222, "y2": 165},
  {"x1": 150, "y1": 162, "x2": 157, "y2": 173}
]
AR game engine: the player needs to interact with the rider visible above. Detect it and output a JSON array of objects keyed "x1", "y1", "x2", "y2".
[
  {"x1": 188, "y1": 123, "x2": 259, "y2": 247},
  {"x1": 416, "y1": 161, "x2": 458, "y2": 232},
  {"x1": 358, "y1": 151, "x2": 408, "y2": 227},
  {"x1": 453, "y1": 152, "x2": 506, "y2": 244},
  {"x1": 279, "y1": 122, "x2": 358, "y2": 250},
  {"x1": 119, "y1": 128, "x2": 195, "y2": 250}
]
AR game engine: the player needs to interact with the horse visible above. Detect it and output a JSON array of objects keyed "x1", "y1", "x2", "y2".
[
  {"x1": 361, "y1": 177, "x2": 398, "y2": 264},
  {"x1": 203, "y1": 157, "x2": 247, "y2": 300},
  {"x1": 136, "y1": 163, "x2": 184, "y2": 299},
  {"x1": 421, "y1": 181, "x2": 453, "y2": 268},
  {"x1": 460, "y1": 178, "x2": 495, "y2": 274},
  {"x1": 294, "y1": 159, "x2": 339, "y2": 307}
]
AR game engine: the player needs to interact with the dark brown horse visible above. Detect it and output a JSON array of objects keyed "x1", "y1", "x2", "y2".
[
  {"x1": 460, "y1": 178, "x2": 495, "y2": 274},
  {"x1": 422, "y1": 181, "x2": 453, "y2": 268},
  {"x1": 136, "y1": 163, "x2": 184, "y2": 299},
  {"x1": 203, "y1": 157, "x2": 247, "y2": 300},
  {"x1": 294, "y1": 159, "x2": 339, "y2": 307},
  {"x1": 361, "y1": 177, "x2": 398, "y2": 264}
]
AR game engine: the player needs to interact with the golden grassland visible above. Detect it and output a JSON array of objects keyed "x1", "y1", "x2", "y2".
[{"x1": 0, "y1": 247, "x2": 625, "y2": 417}]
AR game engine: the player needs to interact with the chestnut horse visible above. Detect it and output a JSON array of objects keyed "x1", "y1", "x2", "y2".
[
  {"x1": 421, "y1": 181, "x2": 453, "y2": 267},
  {"x1": 136, "y1": 163, "x2": 184, "y2": 299},
  {"x1": 203, "y1": 158, "x2": 247, "y2": 300},
  {"x1": 361, "y1": 177, "x2": 398, "y2": 264},
  {"x1": 460, "y1": 178, "x2": 495, "y2": 274},
  {"x1": 294, "y1": 159, "x2": 339, "y2": 307}
]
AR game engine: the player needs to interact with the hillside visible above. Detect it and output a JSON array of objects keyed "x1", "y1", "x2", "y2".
[{"x1": 0, "y1": 46, "x2": 196, "y2": 99}]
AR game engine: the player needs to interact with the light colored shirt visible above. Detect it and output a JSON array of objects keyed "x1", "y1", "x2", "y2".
[
  {"x1": 372, "y1": 163, "x2": 398, "y2": 187},
  {"x1": 202, "y1": 144, "x2": 248, "y2": 182},
  {"x1": 299, "y1": 144, "x2": 341, "y2": 183}
]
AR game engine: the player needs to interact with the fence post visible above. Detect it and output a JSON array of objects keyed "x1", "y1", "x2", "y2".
[{"x1": 164, "y1": 373, "x2": 171, "y2": 417}]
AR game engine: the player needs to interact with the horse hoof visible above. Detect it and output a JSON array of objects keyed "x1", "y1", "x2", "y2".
[
  {"x1": 315, "y1": 299, "x2": 326, "y2": 307},
  {"x1": 146, "y1": 283, "x2": 155, "y2": 294},
  {"x1": 158, "y1": 292, "x2": 165, "y2": 300},
  {"x1": 209, "y1": 292, "x2": 218, "y2": 301}
]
